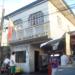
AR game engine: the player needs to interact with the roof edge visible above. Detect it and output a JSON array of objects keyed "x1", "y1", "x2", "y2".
[
  {"x1": 50, "y1": 0, "x2": 75, "y2": 26},
  {"x1": 4, "y1": 0, "x2": 48, "y2": 19}
]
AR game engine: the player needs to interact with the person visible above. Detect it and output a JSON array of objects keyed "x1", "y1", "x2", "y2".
[
  {"x1": 10, "y1": 52, "x2": 16, "y2": 75},
  {"x1": 2, "y1": 56, "x2": 10, "y2": 74},
  {"x1": 51, "y1": 56, "x2": 59, "y2": 75},
  {"x1": 3, "y1": 56, "x2": 10, "y2": 69},
  {"x1": 60, "y1": 52, "x2": 69, "y2": 66}
]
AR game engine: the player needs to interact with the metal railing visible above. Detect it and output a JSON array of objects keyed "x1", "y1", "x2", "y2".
[{"x1": 11, "y1": 21, "x2": 49, "y2": 42}]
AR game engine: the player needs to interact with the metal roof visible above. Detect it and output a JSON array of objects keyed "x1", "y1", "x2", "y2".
[{"x1": 40, "y1": 38, "x2": 62, "y2": 48}]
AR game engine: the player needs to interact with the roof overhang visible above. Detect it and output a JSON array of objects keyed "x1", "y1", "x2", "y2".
[
  {"x1": 40, "y1": 38, "x2": 62, "y2": 48},
  {"x1": 49, "y1": 0, "x2": 75, "y2": 25},
  {"x1": 40, "y1": 31, "x2": 75, "y2": 48}
]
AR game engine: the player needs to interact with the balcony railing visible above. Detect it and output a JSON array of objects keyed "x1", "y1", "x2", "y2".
[{"x1": 11, "y1": 22, "x2": 49, "y2": 42}]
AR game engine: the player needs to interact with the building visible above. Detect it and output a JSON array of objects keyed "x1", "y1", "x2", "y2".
[{"x1": 4, "y1": 0, "x2": 75, "y2": 72}]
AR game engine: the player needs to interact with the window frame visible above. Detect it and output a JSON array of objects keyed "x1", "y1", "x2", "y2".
[
  {"x1": 28, "y1": 11, "x2": 44, "y2": 26},
  {"x1": 15, "y1": 51, "x2": 26, "y2": 63},
  {"x1": 13, "y1": 19, "x2": 23, "y2": 30}
]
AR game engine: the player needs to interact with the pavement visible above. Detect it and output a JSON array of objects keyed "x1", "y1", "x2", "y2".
[
  {"x1": 0, "y1": 71, "x2": 48, "y2": 75},
  {"x1": 21, "y1": 72, "x2": 48, "y2": 75},
  {"x1": 0, "y1": 72, "x2": 48, "y2": 75}
]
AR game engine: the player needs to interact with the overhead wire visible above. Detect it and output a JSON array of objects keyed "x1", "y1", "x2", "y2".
[
  {"x1": 4, "y1": 1, "x2": 75, "y2": 26},
  {"x1": 12, "y1": 4, "x2": 75, "y2": 25}
]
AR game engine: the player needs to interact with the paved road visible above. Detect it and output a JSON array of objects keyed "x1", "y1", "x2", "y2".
[
  {"x1": 22, "y1": 72, "x2": 48, "y2": 75},
  {"x1": 0, "y1": 72, "x2": 48, "y2": 75}
]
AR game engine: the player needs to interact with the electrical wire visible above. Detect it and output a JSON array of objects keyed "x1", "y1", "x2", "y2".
[{"x1": 4, "y1": 1, "x2": 75, "y2": 26}]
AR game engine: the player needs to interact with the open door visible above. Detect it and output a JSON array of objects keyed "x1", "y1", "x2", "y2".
[{"x1": 34, "y1": 51, "x2": 39, "y2": 72}]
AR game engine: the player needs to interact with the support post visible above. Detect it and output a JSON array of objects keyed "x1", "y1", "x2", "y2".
[{"x1": 65, "y1": 32, "x2": 71, "y2": 55}]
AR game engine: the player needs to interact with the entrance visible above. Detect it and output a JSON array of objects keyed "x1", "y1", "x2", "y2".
[{"x1": 34, "y1": 51, "x2": 39, "y2": 72}]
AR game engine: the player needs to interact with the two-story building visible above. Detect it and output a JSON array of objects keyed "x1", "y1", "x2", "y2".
[{"x1": 4, "y1": 0, "x2": 75, "y2": 72}]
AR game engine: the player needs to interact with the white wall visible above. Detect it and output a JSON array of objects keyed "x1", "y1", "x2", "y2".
[
  {"x1": 48, "y1": 2, "x2": 75, "y2": 39},
  {"x1": 8, "y1": 1, "x2": 49, "y2": 73},
  {"x1": 29, "y1": 45, "x2": 43, "y2": 72},
  {"x1": 10, "y1": 2, "x2": 49, "y2": 29},
  {"x1": 11, "y1": 44, "x2": 43, "y2": 72},
  {"x1": 9, "y1": 1, "x2": 75, "y2": 40},
  {"x1": 10, "y1": 44, "x2": 30, "y2": 72}
]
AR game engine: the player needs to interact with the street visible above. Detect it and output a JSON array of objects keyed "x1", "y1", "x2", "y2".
[
  {"x1": 0, "y1": 72, "x2": 48, "y2": 75},
  {"x1": 22, "y1": 72, "x2": 48, "y2": 75}
]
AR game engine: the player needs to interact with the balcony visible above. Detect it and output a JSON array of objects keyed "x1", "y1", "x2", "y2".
[{"x1": 10, "y1": 22, "x2": 49, "y2": 44}]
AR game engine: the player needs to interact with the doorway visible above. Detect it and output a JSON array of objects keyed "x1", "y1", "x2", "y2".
[{"x1": 34, "y1": 51, "x2": 39, "y2": 72}]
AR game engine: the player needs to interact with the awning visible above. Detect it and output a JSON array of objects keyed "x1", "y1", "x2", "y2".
[{"x1": 40, "y1": 38, "x2": 62, "y2": 48}]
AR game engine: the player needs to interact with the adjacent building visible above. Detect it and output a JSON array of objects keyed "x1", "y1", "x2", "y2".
[{"x1": 4, "y1": 0, "x2": 75, "y2": 72}]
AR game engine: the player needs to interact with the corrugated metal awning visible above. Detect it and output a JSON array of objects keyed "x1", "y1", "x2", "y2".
[{"x1": 40, "y1": 38, "x2": 62, "y2": 48}]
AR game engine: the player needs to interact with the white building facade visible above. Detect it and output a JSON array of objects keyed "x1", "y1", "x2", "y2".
[{"x1": 4, "y1": 0, "x2": 75, "y2": 72}]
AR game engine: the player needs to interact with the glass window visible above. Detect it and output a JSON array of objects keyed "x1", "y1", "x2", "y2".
[
  {"x1": 16, "y1": 51, "x2": 26, "y2": 63},
  {"x1": 28, "y1": 11, "x2": 44, "y2": 26},
  {"x1": 13, "y1": 19, "x2": 23, "y2": 30},
  {"x1": 13, "y1": 19, "x2": 23, "y2": 39}
]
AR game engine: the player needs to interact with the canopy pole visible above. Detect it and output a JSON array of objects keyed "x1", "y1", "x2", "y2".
[{"x1": 65, "y1": 32, "x2": 71, "y2": 55}]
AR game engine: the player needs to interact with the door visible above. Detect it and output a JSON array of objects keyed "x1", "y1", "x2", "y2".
[{"x1": 34, "y1": 51, "x2": 39, "y2": 72}]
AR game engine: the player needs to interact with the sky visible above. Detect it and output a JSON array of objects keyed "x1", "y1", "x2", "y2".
[
  {"x1": 65, "y1": 0, "x2": 75, "y2": 14},
  {"x1": 0, "y1": 0, "x2": 36, "y2": 15},
  {"x1": 0, "y1": 0, "x2": 75, "y2": 16}
]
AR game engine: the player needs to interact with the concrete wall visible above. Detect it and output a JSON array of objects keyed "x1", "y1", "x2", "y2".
[
  {"x1": 10, "y1": 44, "x2": 43, "y2": 72},
  {"x1": 48, "y1": 2, "x2": 75, "y2": 39},
  {"x1": 10, "y1": 2, "x2": 49, "y2": 29},
  {"x1": 10, "y1": 44, "x2": 30, "y2": 72},
  {"x1": 28, "y1": 45, "x2": 43, "y2": 72},
  {"x1": 9, "y1": 1, "x2": 49, "y2": 73}
]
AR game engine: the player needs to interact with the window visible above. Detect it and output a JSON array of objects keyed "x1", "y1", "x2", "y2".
[
  {"x1": 16, "y1": 51, "x2": 26, "y2": 63},
  {"x1": 13, "y1": 19, "x2": 23, "y2": 30},
  {"x1": 13, "y1": 19, "x2": 23, "y2": 39},
  {"x1": 28, "y1": 11, "x2": 44, "y2": 25}
]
